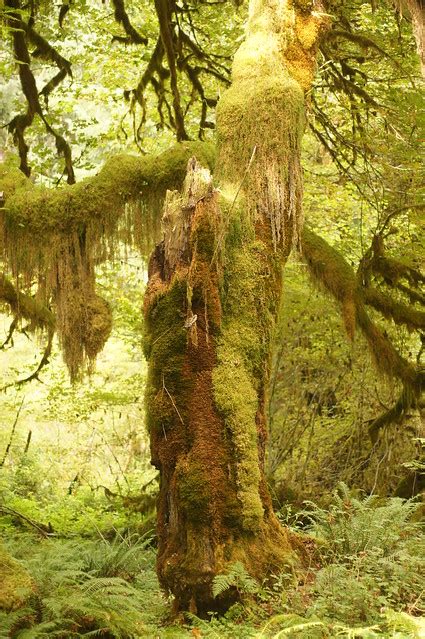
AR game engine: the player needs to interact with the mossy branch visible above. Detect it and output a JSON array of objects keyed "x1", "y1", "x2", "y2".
[
  {"x1": 300, "y1": 227, "x2": 423, "y2": 439},
  {"x1": 1, "y1": 142, "x2": 215, "y2": 380},
  {"x1": 0, "y1": 141, "x2": 216, "y2": 236},
  {"x1": 371, "y1": 254, "x2": 425, "y2": 288},
  {"x1": 0, "y1": 273, "x2": 55, "y2": 330},
  {"x1": 111, "y1": 0, "x2": 148, "y2": 45},
  {"x1": 367, "y1": 379, "x2": 424, "y2": 443},
  {"x1": 363, "y1": 287, "x2": 425, "y2": 332}
]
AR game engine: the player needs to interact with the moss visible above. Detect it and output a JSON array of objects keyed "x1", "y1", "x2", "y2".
[
  {"x1": 0, "y1": 547, "x2": 34, "y2": 611},
  {"x1": 84, "y1": 294, "x2": 113, "y2": 361},
  {"x1": 144, "y1": 274, "x2": 190, "y2": 434},
  {"x1": 295, "y1": 12, "x2": 321, "y2": 50},
  {"x1": 1, "y1": 142, "x2": 215, "y2": 237},
  {"x1": 302, "y1": 227, "x2": 358, "y2": 339},
  {"x1": 216, "y1": 1, "x2": 308, "y2": 254},
  {"x1": 363, "y1": 287, "x2": 425, "y2": 332},
  {"x1": 176, "y1": 459, "x2": 212, "y2": 522},
  {"x1": 213, "y1": 359, "x2": 262, "y2": 530},
  {"x1": 1, "y1": 142, "x2": 216, "y2": 381},
  {"x1": 210, "y1": 197, "x2": 283, "y2": 532},
  {"x1": 0, "y1": 162, "x2": 32, "y2": 200},
  {"x1": 292, "y1": 0, "x2": 313, "y2": 12},
  {"x1": 0, "y1": 273, "x2": 55, "y2": 330},
  {"x1": 285, "y1": 43, "x2": 316, "y2": 90},
  {"x1": 301, "y1": 227, "x2": 418, "y2": 388},
  {"x1": 373, "y1": 254, "x2": 425, "y2": 288}
]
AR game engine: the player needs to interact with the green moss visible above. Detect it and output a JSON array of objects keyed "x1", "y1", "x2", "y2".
[
  {"x1": 216, "y1": 1, "x2": 305, "y2": 252},
  {"x1": 144, "y1": 275, "x2": 191, "y2": 434},
  {"x1": 211, "y1": 198, "x2": 282, "y2": 532},
  {"x1": 0, "y1": 162, "x2": 32, "y2": 200},
  {"x1": 217, "y1": 75, "x2": 304, "y2": 186},
  {"x1": 83, "y1": 294, "x2": 113, "y2": 361},
  {"x1": 1, "y1": 142, "x2": 216, "y2": 382},
  {"x1": 363, "y1": 287, "x2": 425, "y2": 332},
  {"x1": 176, "y1": 459, "x2": 212, "y2": 522},
  {"x1": 301, "y1": 227, "x2": 418, "y2": 386},
  {"x1": 1, "y1": 142, "x2": 216, "y2": 238},
  {"x1": 0, "y1": 547, "x2": 34, "y2": 611},
  {"x1": 301, "y1": 227, "x2": 358, "y2": 338}
]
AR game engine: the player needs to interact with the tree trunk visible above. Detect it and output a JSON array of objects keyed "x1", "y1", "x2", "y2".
[{"x1": 143, "y1": 0, "x2": 326, "y2": 615}]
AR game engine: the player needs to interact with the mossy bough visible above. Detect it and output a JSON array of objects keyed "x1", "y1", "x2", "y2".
[
  {"x1": 301, "y1": 227, "x2": 423, "y2": 441},
  {"x1": 0, "y1": 142, "x2": 215, "y2": 379}
]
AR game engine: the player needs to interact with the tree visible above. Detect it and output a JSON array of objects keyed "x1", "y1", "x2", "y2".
[{"x1": 0, "y1": 0, "x2": 423, "y2": 615}]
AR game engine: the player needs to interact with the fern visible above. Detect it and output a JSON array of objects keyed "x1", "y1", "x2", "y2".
[
  {"x1": 0, "y1": 534, "x2": 158, "y2": 639},
  {"x1": 81, "y1": 532, "x2": 154, "y2": 580},
  {"x1": 304, "y1": 483, "x2": 422, "y2": 559},
  {"x1": 212, "y1": 561, "x2": 259, "y2": 598}
]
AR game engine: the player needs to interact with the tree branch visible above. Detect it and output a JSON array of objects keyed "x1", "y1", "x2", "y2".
[
  {"x1": 300, "y1": 227, "x2": 423, "y2": 440},
  {"x1": 111, "y1": 0, "x2": 148, "y2": 45}
]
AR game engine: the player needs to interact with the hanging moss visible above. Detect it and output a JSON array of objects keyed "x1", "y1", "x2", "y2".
[
  {"x1": 372, "y1": 254, "x2": 425, "y2": 288},
  {"x1": 216, "y1": 0, "x2": 325, "y2": 253},
  {"x1": 0, "y1": 142, "x2": 215, "y2": 380},
  {"x1": 0, "y1": 142, "x2": 215, "y2": 237},
  {"x1": 216, "y1": 60, "x2": 305, "y2": 253}
]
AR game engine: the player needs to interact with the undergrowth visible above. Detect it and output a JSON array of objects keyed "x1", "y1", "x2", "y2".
[
  {"x1": 1, "y1": 486, "x2": 424, "y2": 638},
  {"x1": 0, "y1": 533, "x2": 165, "y2": 638}
]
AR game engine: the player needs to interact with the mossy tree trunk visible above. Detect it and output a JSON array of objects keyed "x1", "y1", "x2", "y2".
[{"x1": 143, "y1": 0, "x2": 326, "y2": 614}]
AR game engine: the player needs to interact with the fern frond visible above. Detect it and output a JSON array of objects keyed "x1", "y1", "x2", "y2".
[{"x1": 212, "y1": 561, "x2": 259, "y2": 598}]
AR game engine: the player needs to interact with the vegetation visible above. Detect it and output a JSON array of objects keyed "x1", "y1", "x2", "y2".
[{"x1": 0, "y1": 0, "x2": 424, "y2": 634}]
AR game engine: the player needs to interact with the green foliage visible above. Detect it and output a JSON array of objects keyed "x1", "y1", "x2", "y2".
[
  {"x1": 268, "y1": 250, "x2": 422, "y2": 499},
  {"x1": 304, "y1": 487, "x2": 424, "y2": 625},
  {"x1": 305, "y1": 483, "x2": 421, "y2": 558},
  {"x1": 1, "y1": 487, "x2": 424, "y2": 638},
  {"x1": 212, "y1": 561, "x2": 259, "y2": 599},
  {"x1": 0, "y1": 533, "x2": 162, "y2": 639},
  {"x1": 262, "y1": 486, "x2": 425, "y2": 637}
]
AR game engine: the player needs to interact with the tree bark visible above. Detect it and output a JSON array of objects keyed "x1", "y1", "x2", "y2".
[
  {"x1": 143, "y1": 0, "x2": 326, "y2": 613},
  {"x1": 144, "y1": 161, "x2": 297, "y2": 615}
]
